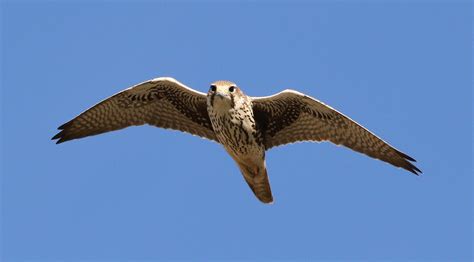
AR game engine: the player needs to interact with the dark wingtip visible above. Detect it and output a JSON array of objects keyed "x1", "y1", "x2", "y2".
[
  {"x1": 55, "y1": 138, "x2": 66, "y2": 144},
  {"x1": 397, "y1": 150, "x2": 416, "y2": 162},
  {"x1": 408, "y1": 165, "x2": 422, "y2": 176},
  {"x1": 412, "y1": 165, "x2": 422, "y2": 175},
  {"x1": 402, "y1": 156, "x2": 422, "y2": 175},
  {"x1": 397, "y1": 150, "x2": 423, "y2": 176},
  {"x1": 405, "y1": 160, "x2": 422, "y2": 176},
  {"x1": 52, "y1": 126, "x2": 70, "y2": 144},
  {"x1": 52, "y1": 136, "x2": 71, "y2": 144},
  {"x1": 58, "y1": 122, "x2": 69, "y2": 130},
  {"x1": 395, "y1": 150, "x2": 421, "y2": 175},
  {"x1": 51, "y1": 131, "x2": 63, "y2": 140}
]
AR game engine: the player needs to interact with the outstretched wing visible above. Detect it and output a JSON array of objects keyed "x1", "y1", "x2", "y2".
[
  {"x1": 252, "y1": 90, "x2": 421, "y2": 175},
  {"x1": 52, "y1": 77, "x2": 217, "y2": 144}
]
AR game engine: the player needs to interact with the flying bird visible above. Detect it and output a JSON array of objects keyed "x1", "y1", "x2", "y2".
[{"x1": 52, "y1": 77, "x2": 421, "y2": 203}]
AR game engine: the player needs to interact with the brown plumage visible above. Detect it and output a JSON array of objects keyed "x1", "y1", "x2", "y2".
[{"x1": 52, "y1": 77, "x2": 421, "y2": 204}]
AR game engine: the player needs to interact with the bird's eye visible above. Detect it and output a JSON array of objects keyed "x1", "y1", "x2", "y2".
[
  {"x1": 210, "y1": 85, "x2": 216, "y2": 92},
  {"x1": 228, "y1": 86, "x2": 235, "y2": 92}
]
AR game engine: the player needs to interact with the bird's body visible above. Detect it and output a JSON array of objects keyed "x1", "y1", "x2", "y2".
[
  {"x1": 207, "y1": 80, "x2": 272, "y2": 202},
  {"x1": 53, "y1": 77, "x2": 421, "y2": 204}
]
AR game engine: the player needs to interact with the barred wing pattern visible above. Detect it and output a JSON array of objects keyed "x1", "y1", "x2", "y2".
[
  {"x1": 52, "y1": 77, "x2": 217, "y2": 144},
  {"x1": 252, "y1": 90, "x2": 421, "y2": 175}
]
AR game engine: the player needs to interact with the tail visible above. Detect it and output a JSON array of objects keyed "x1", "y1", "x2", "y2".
[{"x1": 238, "y1": 162, "x2": 273, "y2": 204}]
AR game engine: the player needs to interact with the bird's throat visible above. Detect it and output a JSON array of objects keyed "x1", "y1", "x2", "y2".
[{"x1": 211, "y1": 98, "x2": 233, "y2": 113}]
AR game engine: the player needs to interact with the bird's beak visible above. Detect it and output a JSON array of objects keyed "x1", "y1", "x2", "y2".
[{"x1": 215, "y1": 92, "x2": 227, "y2": 99}]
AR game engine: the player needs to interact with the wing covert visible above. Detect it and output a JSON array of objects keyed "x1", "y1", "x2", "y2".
[
  {"x1": 252, "y1": 90, "x2": 421, "y2": 175},
  {"x1": 52, "y1": 77, "x2": 217, "y2": 143}
]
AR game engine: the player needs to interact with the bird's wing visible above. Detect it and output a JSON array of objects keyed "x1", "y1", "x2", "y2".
[
  {"x1": 251, "y1": 90, "x2": 421, "y2": 175},
  {"x1": 52, "y1": 77, "x2": 217, "y2": 144}
]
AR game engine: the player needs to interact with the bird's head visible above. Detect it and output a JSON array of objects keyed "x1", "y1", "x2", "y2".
[{"x1": 207, "y1": 80, "x2": 244, "y2": 111}]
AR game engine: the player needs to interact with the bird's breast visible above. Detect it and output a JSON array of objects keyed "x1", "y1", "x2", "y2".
[{"x1": 208, "y1": 108, "x2": 264, "y2": 157}]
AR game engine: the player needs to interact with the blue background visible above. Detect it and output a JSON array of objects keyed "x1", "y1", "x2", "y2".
[{"x1": 2, "y1": 1, "x2": 472, "y2": 261}]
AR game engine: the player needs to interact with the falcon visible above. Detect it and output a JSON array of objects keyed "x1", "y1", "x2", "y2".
[{"x1": 52, "y1": 77, "x2": 421, "y2": 203}]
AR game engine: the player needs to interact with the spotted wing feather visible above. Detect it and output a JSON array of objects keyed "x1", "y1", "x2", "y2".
[
  {"x1": 252, "y1": 90, "x2": 421, "y2": 175},
  {"x1": 52, "y1": 77, "x2": 217, "y2": 144}
]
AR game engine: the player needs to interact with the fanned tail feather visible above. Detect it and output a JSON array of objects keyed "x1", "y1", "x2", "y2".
[{"x1": 238, "y1": 162, "x2": 273, "y2": 204}]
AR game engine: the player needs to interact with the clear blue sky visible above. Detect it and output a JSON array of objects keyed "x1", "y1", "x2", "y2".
[{"x1": 1, "y1": 1, "x2": 472, "y2": 261}]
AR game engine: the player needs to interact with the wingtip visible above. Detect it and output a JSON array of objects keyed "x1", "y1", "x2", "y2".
[
  {"x1": 406, "y1": 162, "x2": 422, "y2": 176},
  {"x1": 397, "y1": 150, "x2": 417, "y2": 162},
  {"x1": 51, "y1": 131, "x2": 62, "y2": 140},
  {"x1": 395, "y1": 150, "x2": 421, "y2": 175},
  {"x1": 52, "y1": 129, "x2": 69, "y2": 144},
  {"x1": 413, "y1": 167, "x2": 422, "y2": 176},
  {"x1": 58, "y1": 121, "x2": 71, "y2": 130},
  {"x1": 55, "y1": 138, "x2": 65, "y2": 144}
]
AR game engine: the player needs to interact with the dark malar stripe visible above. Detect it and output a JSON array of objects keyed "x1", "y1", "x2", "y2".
[
  {"x1": 210, "y1": 93, "x2": 216, "y2": 107},
  {"x1": 230, "y1": 93, "x2": 235, "y2": 108}
]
